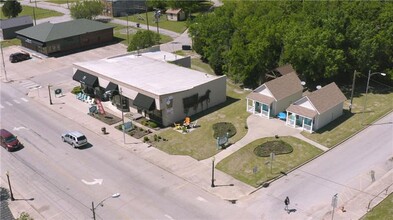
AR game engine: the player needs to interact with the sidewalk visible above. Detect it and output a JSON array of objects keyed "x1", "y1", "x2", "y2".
[{"x1": 27, "y1": 89, "x2": 256, "y2": 201}]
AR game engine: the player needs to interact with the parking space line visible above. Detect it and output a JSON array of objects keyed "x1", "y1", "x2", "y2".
[
  {"x1": 21, "y1": 98, "x2": 29, "y2": 102},
  {"x1": 5, "y1": 101, "x2": 12, "y2": 106},
  {"x1": 14, "y1": 99, "x2": 21, "y2": 104}
]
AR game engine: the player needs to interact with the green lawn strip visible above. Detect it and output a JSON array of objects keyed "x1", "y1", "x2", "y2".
[
  {"x1": 111, "y1": 22, "x2": 173, "y2": 46},
  {"x1": 45, "y1": 0, "x2": 80, "y2": 4},
  {"x1": 0, "y1": 5, "x2": 63, "y2": 20},
  {"x1": 216, "y1": 136, "x2": 323, "y2": 187},
  {"x1": 0, "y1": 39, "x2": 21, "y2": 47},
  {"x1": 361, "y1": 193, "x2": 393, "y2": 220},
  {"x1": 153, "y1": 83, "x2": 249, "y2": 160},
  {"x1": 117, "y1": 12, "x2": 188, "y2": 33},
  {"x1": 302, "y1": 92, "x2": 393, "y2": 148}
]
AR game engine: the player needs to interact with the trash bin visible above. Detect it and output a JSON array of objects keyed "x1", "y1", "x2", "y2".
[
  {"x1": 136, "y1": 23, "x2": 140, "y2": 28},
  {"x1": 101, "y1": 127, "x2": 106, "y2": 134}
]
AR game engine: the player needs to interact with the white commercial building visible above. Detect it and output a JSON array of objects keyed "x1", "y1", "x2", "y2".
[{"x1": 72, "y1": 49, "x2": 227, "y2": 126}]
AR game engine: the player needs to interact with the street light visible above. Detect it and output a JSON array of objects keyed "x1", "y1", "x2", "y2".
[
  {"x1": 363, "y1": 70, "x2": 386, "y2": 125},
  {"x1": 91, "y1": 193, "x2": 120, "y2": 220},
  {"x1": 211, "y1": 157, "x2": 215, "y2": 187}
]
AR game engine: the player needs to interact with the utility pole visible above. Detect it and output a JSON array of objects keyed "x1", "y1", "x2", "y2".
[
  {"x1": 32, "y1": 0, "x2": 37, "y2": 25},
  {"x1": 120, "y1": 88, "x2": 125, "y2": 144},
  {"x1": 145, "y1": 0, "x2": 149, "y2": 31},
  {"x1": 349, "y1": 70, "x2": 356, "y2": 113},
  {"x1": 211, "y1": 157, "x2": 215, "y2": 187},
  {"x1": 6, "y1": 171, "x2": 15, "y2": 201},
  {"x1": 48, "y1": 85, "x2": 53, "y2": 105},
  {"x1": 0, "y1": 41, "x2": 9, "y2": 82}
]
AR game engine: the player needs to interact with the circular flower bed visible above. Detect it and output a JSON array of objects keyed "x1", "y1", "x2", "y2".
[
  {"x1": 253, "y1": 140, "x2": 293, "y2": 157},
  {"x1": 212, "y1": 122, "x2": 237, "y2": 138}
]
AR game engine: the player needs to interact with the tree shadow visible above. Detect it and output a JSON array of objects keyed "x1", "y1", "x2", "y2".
[{"x1": 190, "y1": 96, "x2": 240, "y2": 121}]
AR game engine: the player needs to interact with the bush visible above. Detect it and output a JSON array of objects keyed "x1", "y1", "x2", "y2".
[
  {"x1": 143, "y1": 136, "x2": 149, "y2": 142},
  {"x1": 148, "y1": 121, "x2": 158, "y2": 128},
  {"x1": 253, "y1": 140, "x2": 293, "y2": 157},
  {"x1": 71, "y1": 86, "x2": 82, "y2": 94},
  {"x1": 212, "y1": 122, "x2": 237, "y2": 138}
]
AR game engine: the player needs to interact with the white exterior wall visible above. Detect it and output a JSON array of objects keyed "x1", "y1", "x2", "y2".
[
  {"x1": 159, "y1": 76, "x2": 227, "y2": 126},
  {"x1": 274, "y1": 91, "x2": 303, "y2": 116},
  {"x1": 314, "y1": 103, "x2": 344, "y2": 130},
  {"x1": 298, "y1": 98, "x2": 315, "y2": 110}
]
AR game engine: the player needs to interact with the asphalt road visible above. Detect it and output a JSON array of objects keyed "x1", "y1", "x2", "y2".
[
  {"x1": 0, "y1": 82, "x2": 255, "y2": 219},
  {"x1": 239, "y1": 112, "x2": 393, "y2": 219}
]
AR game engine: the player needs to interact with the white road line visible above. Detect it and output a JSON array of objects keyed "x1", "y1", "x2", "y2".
[
  {"x1": 5, "y1": 101, "x2": 12, "y2": 106},
  {"x1": 14, "y1": 100, "x2": 21, "y2": 104},
  {"x1": 196, "y1": 196, "x2": 207, "y2": 202},
  {"x1": 0, "y1": 104, "x2": 3, "y2": 109},
  {"x1": 21, "y1": 98, "x2": 29, "y2": 102},
  {"x1": 164, "y1": 214, "x2": 175, "y2": 220}
]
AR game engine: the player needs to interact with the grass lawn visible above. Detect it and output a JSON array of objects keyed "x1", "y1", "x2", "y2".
[
  {"x1": 117, "y1": 12, "x2": 188, "y2": 34},
  {"x1": 216, "y1": 136, "x2": 323, "y2": 187},
  {"x1": 152, "y1": 79, "x2": 250, "y2": 161},
  {"x1": 302, "y1": 91, "x2": 393, "y2": 148},
  {"x1": 0, "y1": 39, "x2": 21, "y2": 48},
  {"x1": 111, "y1": 23, "x2": 173, "y2": 46},
  {"x1": 0, "y1": 5, "x2": 63, "y2": 20},
  {"x1": 361, "y1": 193, "x2": 393, "y2": 220}
]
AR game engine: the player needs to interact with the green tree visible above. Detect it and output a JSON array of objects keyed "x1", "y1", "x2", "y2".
[
  {"x1": 127, "y1": 30, "x2": 160, "y2": 51},
  {"x1": 2, "y1": 0, "x2": 22, "y2": 18},
  {"x1": 70, "y1": 0, "x2": 104, "y2": 20}
]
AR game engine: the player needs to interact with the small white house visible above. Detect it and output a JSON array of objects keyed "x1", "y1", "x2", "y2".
[
  {"x1": 165, "y1": 8, "x2": 186, "y2": 21},
  {"x1": 286, "y1": 82, "x2": 347, "y2": 133},
  {"x1": 246, "y1": 73, "x2": 303, "y2": 118}
]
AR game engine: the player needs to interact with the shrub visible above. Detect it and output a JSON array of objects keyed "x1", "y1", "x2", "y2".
[
  {"x1": 212, "y1": 122, "x2": 237, "y2": 138},
  {"x1": 253, "y1": 140, "x2": 293, "y2": 157},
  {"x1": 143, "y1": 136, "x2": 149, "y2": 142},
  {"x1": 149, "y1": 121, "x2": 158, "y2": 128},
  {"x1": 71, "y1": 86, "x2": 82, "y2": 94}
]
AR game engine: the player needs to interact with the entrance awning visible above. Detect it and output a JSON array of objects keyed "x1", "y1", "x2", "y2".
[
  {"x1": 72, "y1": 70, "x2": 98, "y2": 87},
  {"x1": 133, "y1": 93, "x2": 155, "y2": 111},
  {"x1": 105, "y1": 82, "x2": 118, "y2": 92}
]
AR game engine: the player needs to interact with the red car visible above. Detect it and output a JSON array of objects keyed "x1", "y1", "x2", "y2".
[{"x1": 0, "y1": 129, "x2": 21, "y2": 151}]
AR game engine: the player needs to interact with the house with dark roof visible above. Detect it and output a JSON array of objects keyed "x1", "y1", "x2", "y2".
[
  {"x1": 15, "y1": 19, "x2": 114, "y2": 56},
  {"x1": 265, "y1": 63, "x2": 297, "y2": 81},
  {"x1": 0, "y1": 16, "x2": 33, "y2": 39},
  {"x1": 286, "y1": 82, "x2": 347, "y2": 132},
  {"x1": 166, "y1": 8, "x2": 186, "y2": 21},
  {"x1": 246, "y1": 72, "x2": 303, "y2": 118}
]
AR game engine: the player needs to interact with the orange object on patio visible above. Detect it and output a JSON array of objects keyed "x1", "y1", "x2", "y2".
[{"x1": 184, "y1": 117, "x2": 191, "y2": 126}]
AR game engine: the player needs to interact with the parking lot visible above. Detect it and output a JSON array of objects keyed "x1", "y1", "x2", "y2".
[{"x1": 2, "y1": 43, "x2": 127, "y2": 93}]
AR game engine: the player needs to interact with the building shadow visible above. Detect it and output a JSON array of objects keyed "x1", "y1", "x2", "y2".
[{"x1": 311, "y1": 109, "x2": 354, "y2": 133}]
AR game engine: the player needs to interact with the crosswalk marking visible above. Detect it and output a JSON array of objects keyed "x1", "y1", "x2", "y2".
[
  {"x1": 1, "y1": 98, "x2": 30, "y2": 110},
  {"x1": 20, "y1": 80, "x2": 41, "y2": 90}
]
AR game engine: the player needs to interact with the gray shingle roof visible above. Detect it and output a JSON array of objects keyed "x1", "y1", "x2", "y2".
[
  {"x1": 0, "y1": 16, "x2": 33, "y2": 29},
  {"x1": 307, "y1": 82, "x2": 347, "y2": 114},
  {"x1": 265, "y1": 72, "x2": 303, "y2": 100},
  {"x1": 15, "y1": 19, "x2": 113, "y2": 42}
]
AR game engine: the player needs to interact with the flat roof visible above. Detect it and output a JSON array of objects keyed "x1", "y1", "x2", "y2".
[{"x1": 74, "y1": 52, "x2": 224, "y2": 95}]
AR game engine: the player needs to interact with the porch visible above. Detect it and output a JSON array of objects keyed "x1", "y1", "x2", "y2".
[
  {"x1": 246, "y1": 98, "x2": 271, "y2": 118},
  {"x1": 286, "y1": 112, "x2": 314, "y2": 133}
]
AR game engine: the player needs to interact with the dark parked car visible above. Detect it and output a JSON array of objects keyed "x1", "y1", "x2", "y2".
[
  {"x1": 9, "y1": 52, "x2": 31, "y2": 63},
  {"x1": 0, "y1": 129, "x2": 21, "y2": 151}
]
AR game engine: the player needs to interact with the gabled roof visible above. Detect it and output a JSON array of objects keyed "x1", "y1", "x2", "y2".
[
  {"x1": 15, "y1": 19, "x2": 113, "y2": 42},
  {"x1": 274, "y1": 64, "x2": 296, "y2": 76},
  {"x1": 247, "y1": 92, "x2": 275, "y2": 105},
  {"x1": 265, "y1": 72, "x2": 303, "y2": 100},
  {"x1": 307, "y1": 82, "x2": 347, "y2": 114},
  {"x1": 166, "y1": 8, "x2": 183, "y2": 14},
  {"x1": 0, "y1": 16, "x2": 33, "y2": 29},
  {"x1": 287, "y1": 103, "x2": 318, "y2": 118}
]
